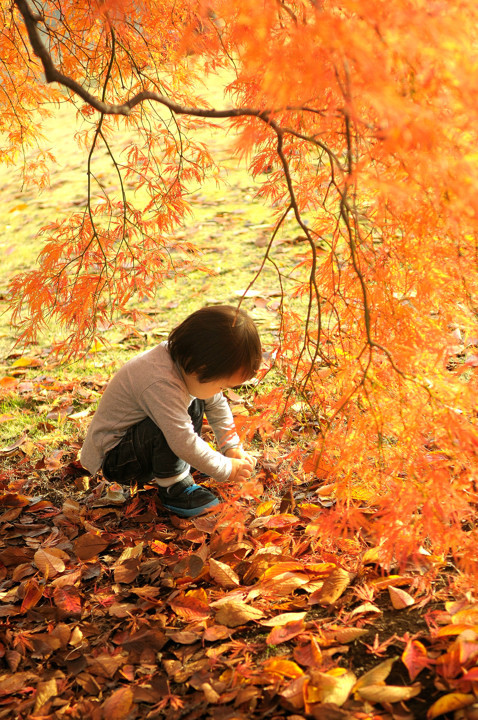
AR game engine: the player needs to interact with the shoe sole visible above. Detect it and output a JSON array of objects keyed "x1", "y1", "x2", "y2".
[{"x1": 162, "y1": 497, "x2": 220, "y2": 517}]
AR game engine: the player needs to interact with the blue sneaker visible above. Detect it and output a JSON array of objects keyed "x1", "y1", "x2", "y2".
[{"x1": 156, "y1": 475, "x2": 219, "y2": 517}]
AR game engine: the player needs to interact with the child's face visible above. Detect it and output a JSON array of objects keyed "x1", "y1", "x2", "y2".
[{"x1": 182, "y1": 369, "x2": 247, "y2": 399}]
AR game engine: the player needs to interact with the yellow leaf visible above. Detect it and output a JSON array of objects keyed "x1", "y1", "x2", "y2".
[
  {"x1": 263, "y1": 658, "x2": 304, "y2": 678},
  {"x1": 11, "y1": 357, "x2": 42, "y2": 368},
  {"x1": 261, "y1": 611, "x2": 307, "y2": 627},
  {"x1": 307, "y1": 668, "x2": 356, "y2": 707},
  {"x1": 117, "y1": 543, "x2": 144, "y2": 563},
  {"x1": 358, "y1": 682, "x2": 422, "y2": 703},
  {"x1": 354, "y1": 657, "x2": 397, "y2": 690},
  {"x1": 34, "y1": 678, "x2": 58, "y2": 713},
  {"x1": 256, "y1": 500, "x2": 276, "y2": 516},
  {"x1": 427, "y1": 692, "x2": 475, "y2": 719}
]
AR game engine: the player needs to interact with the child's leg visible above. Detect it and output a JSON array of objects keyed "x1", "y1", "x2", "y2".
[{"x1": 102, "y1": 400, "x2": 205, "y2": 486}]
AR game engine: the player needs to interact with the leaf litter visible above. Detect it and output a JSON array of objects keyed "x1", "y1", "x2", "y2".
[{"x1": 0, "y1": 446, "x2": 477, "y2": 720}]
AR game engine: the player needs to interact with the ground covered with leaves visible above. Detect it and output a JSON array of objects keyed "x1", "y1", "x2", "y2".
[{"x1": 1, "y1": 394, "x2": 478, "y2": 720}]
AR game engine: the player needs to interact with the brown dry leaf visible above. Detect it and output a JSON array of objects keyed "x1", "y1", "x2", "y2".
[
  {"x1": 261, "y1": 571, "x2": 310, "y2": 596},
  {"x1": 315, "y1": 568, "x2": 353, "y2": 605},
  {"x1": 34, "y1": 677, "x2": 58, "y2": 713},
  {"x1": 348, "y1": 601, "x2": 382, "y2": 618},
  {"x1": 34, "y1": 547, "x2": 68, "y2": 578},
  {"x1": 201, "y1": 682, "x2": 221, "y2": 703},
  {"x1": 167, "y1": 630, "x2": 201, "y2": 645},
  {"x1": 328, "y1": 627, "x2": 369, "y2": 644},
  {"x1": 0, "y1": 671, "x2": 38, "y2": 695},
  {"x1": 102, "y1": 686, "x2": 134, "y2": 720},
  {"x1": 62, "y1": 498, "x2": 82, "y2": 522},
  {"x1": 293, "y1": 637, "x2": 322, "y2": 668},
  {"x1": 108, "y1": 602, "x2": 138, "y2": 617},
  {"x1": 215, "y1": 600, "x2": 265, "y2": 627},
  {"x1": 267, "y1": 619, "x2": 306, "y2": 645},
  {"x1": 5, "y1": 650, "x2": 21, "y2": 672},
  {"x1": 357, "y1": 682, "x2": 422, "y2": 703},
  {"x1": 203, "y1": 624, "x2": 232, "y2": 642},
  {"x1": 280, "y1": 675, "x2": 308, "y2": 711},
  {"x1": 87, "y1": 652, "x2": 127, "y2": 679},
  {"x1": 209, "y1": 557, "x2": 240, "y2": 588},
  {"x1": 74, "y1": 532, "x2": 109, "y2": 561},
  {"x1": 389, "y1": 585, "x2": 415, "y2": 609},
  {"x1": 114, "y1": 558, "x2": 140, "y2": 584}
]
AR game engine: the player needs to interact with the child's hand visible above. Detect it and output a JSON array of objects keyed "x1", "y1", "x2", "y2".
[
  {"x1": 227, "y1": 456, "x2": 254, "y2": 483},
  {"x1": 225, "y1": 446, "x2": 257, "y2": 468}
]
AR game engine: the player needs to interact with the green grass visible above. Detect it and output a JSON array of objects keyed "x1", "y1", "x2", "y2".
[{"x1": 0, "y1": 69, "x2": 317, "y2": 456}]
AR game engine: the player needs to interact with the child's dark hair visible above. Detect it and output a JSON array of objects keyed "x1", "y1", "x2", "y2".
[{"x1": 168, "y1": 305, "x2": 261, "y2": 382}]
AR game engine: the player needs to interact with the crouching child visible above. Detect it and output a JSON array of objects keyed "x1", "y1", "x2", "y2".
[{"x1": 80, "y1": 305, "x2": 261, "y2": 517}]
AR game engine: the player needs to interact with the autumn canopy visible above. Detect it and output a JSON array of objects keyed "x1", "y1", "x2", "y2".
[{"x1": 2, "y1": 0, "x2": 478, "y2": 575}]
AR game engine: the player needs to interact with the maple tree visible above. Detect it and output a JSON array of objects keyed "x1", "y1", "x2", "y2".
[{"x1": 2, "y1": 0, "x2": 478, "y2": 717}]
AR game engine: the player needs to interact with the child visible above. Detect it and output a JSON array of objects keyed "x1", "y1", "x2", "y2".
[{"x1": 80, "y1": 305, "x2": 261, "y2": 517}]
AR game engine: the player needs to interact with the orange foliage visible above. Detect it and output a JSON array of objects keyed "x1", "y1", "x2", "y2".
[{"x1": 2, "y1": 0, "x2": 478, "y2": 577}]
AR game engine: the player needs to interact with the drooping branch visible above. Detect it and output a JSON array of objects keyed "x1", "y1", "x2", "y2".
[{"x1": 14, "y1": 0, "x2": 338, "y2": 132}]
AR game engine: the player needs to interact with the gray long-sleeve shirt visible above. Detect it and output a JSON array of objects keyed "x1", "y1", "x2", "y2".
[{"x1": 80, "y1": 342, "x2": 239, "y2": 482}]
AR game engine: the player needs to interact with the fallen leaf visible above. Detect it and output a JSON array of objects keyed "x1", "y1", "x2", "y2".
[
  {"x1": 315, "y1": 568, "x2": 353, "y2": 604},
  {"x1": 427, "y1": 692, "x2": 475, "y2": 719},
  {"x1": 357, "y1": 682, "x2": 422, "y2": 703},
  {"x1": 263, "y1": 658, "x2": 304, "y2": 678},
  {"x1": 170, "y1": 591, "x2": 210, "y2": 621},
  {"x1": 402, "y1": 639, "x2": 432, "y2": 681},
  {"x1": 261, "y1": 611, "x2": 308, "y2": 627},
  {"x1": 20, "y1": 578, "x2": 44, "y2": 613},
  {"x1": 0, "y1": 671, "x2": 38, "y2": 695},
  {"x1": 102, "y1": 686, "x2": 134, "y2": 719},
  {"x1": 209, "y1": 557, "x2": 240, "y2": 588},
  {"x1": 267, "y1": 619, "x2": 306, "y2": 645},
  {"x1": 389, "y1": 585, "x2": 415, "y2": 609},
  {"x1": 354, "y1": 657, "x2": 397, "y2": 690},
  {"x1": 74, "y1": 533, "x2": 109, "y2": 561},
  {"x1": 53, "y1": 585, "x2": 82, "y2": 616},
  {"x1": 34, "y1": 547, "x2": 68, "y2": 578},
  {"x1": 11, "y1": 356, "x2": 42, "y2": 368},
  {"x1": 34, "y1": 678, "x2": 58, "y2": 713},
  {"x1": 307, "y1": 668, "x2": 356, "y2": 706},
  {"x1": 0, "y1": 377, "x2": 17, "y2": 391},
  {"x1": 215, "y1": 600, "x2": 265, "y2": 627}
]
